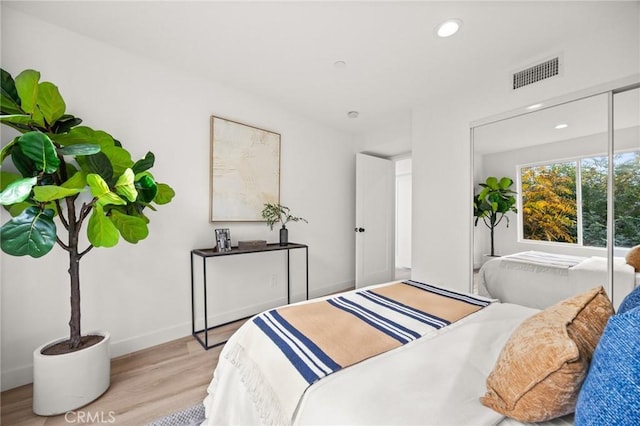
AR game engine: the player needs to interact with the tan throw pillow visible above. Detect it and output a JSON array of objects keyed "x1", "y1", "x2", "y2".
[
  {"x1": 626, "y1": 245, "x2": 640, "y2": 272},
  {"x1": 480, "y1": 286, "x2": 613, "y2": 422}
]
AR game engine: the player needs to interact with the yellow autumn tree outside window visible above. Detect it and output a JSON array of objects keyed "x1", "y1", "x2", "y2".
[
  {"x1": 521, "y1": 163, "x2": 578, "y2": 243},
  {"x1": 520, "y1": 151, "x2": 639, "y2": 248}
]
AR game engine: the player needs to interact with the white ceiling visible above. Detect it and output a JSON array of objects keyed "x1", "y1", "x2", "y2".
[
  {"x1": 474, "y1": 88, "x2": 640, "y2": 155},
  {"x1": 3, "y1": 1, "x2": 639, "y2": 135}
]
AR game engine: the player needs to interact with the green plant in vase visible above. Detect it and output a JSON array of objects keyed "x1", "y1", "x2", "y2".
[
  {"x1": 0, "y1": 67, "x2": 175, "y2": 353},
  {"x1": 261, "y1": 202, "x2": 307, "y2": 246}
]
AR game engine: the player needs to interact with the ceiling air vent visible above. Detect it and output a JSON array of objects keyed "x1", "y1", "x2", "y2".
[{"x1": 512, "y1": 57, "x2": 560, "y2": 90}]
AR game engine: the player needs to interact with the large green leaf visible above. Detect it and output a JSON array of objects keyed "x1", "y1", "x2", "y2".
[
  {"x1": 132, "y1": 151, "x2": 155, "y2": 174},
  {"x1": 135, "y1": 174, "x2": 158, "y2": 203},
  {"x1": 61, "y1": 171, "x2": 87, "y2": 189},
  {"x1": 109, "y1": 210, "x2": 148, "y2": 243},
  {"x1": 17, "y1": 131, "x2": 60, "y2": 174},
  {"x1": 53, "y1": 126, "x2": 115, "y2": 150},
  {"x1": 114, "y1": 168, "x2": 138, "y2": 202},
  {"x1": 0, "y1": 94, "x2": 24, "y2": 115},
  {"x1": 33, "y1": 185, "x2": 83, "y2": 202},
  {"x1": 485, "y1": 176, "x2": 499, "y2": 190},
  {"x1": 99, "y1": 192, "x2": 126, "y2": 206},
  {"x1": 0, "y1": 206, "x2": 56, "y2": 257},
  {"x1": 51, "y1": 114, "x2": 82, "y2": 134},
  {"x1": 81, "y1": 151, "x2": 114, "y2": 182},
  {"x1": 499, "y1": 177, "x2": 514, "y2": 190},
  {"x1": 0, "y1": 114, "x2": 32, "y2": 127},
  {"x1": 0, "y1": 68, "x2": 20, "y2": 111},
  {"x1": 86, "y1": 173, "x2": 125, "y2": 206},
  {"x1": 153, "y1": 183, "x2": 175, "y2": 205},
  {"x1": 101, "y1": 145, "x2": 133, "y2": 177},
  {"x1": 10, "y1": 145, "x2": 38, "y2": 177},
  {"x1": 127, "y1": 206, "x2": 150, "y2": 224},
  {"x1": 58, "y1": 143, "x2": 101, "y2": 157},
  {"x1": 478, "y1": 187, "x2": 490, "y2": 201},
  {"x1": 0, "y1": 177, "x2": 37, "y2": 205},
  {"x1": 86, "y1": 173, "x2": 111, "y2": 197},
  {"x1": 31, "y1": 109, "x2": 46, "y2": 128},
  {"x1": 14, "y1": 70, "x2": 39, "y2": 114},
  {"x1": 0, "y1": 136, "x2": 19, "y2": 163},
  {"x1": 87, "y1": 204, "x2": 119, "y2": 248},
  {"x1": 36, "y1": 81, "x2": 66, "y2": 125}
]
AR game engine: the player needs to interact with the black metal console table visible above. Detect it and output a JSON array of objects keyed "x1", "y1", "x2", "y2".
[{"x1": 190, "y1": 242, "x2": 309, "y2": 350}]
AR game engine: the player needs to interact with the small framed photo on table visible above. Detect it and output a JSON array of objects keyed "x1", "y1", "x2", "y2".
[{"x1": 215, "y1": 228, "x2": 231, "y2": 252}]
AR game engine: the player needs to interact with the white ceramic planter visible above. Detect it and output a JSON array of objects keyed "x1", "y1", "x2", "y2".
[{"x1": 33, "y1": 331, "x2": 111, "y2": 416}]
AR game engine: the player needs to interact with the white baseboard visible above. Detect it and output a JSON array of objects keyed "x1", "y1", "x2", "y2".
[
  {"x1": 310, "y1": 279, "x2": 355, "y2": 299},
  {"x1": 1, "y1": 364, "x2": 33, "y2": 392},
  {"x1": 1, "y1": 279, "x2": 356, "y2": 392},
  {"x1": 110, "y1": 322, "x2": 192, "y2": 359}
]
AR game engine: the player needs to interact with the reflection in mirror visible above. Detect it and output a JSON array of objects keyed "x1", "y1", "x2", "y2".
[
  {"x1": 471, "y1": 93, "x2": 623, "y2": 309},
  {"x1": 613, "y1": 87, "x2": 640, "y2": 302}
]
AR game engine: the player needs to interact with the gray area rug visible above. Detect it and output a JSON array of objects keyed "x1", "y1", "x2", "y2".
[{"x1": 146, "y1": 403, "x2": 206, "y2": 426}]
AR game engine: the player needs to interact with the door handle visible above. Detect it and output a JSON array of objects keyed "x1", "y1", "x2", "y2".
[{"x1": 354, "y1": 227, "x2": 365, "y2": 233}]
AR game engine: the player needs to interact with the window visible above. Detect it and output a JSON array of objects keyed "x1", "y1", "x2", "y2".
[{"x1": 520, "y1": 151, "x2": 639, "y2": 248}]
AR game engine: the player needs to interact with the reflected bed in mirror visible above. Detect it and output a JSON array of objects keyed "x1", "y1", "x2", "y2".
[{"x1": 477, "y1": 251, "x2": 637, "y2": 310}]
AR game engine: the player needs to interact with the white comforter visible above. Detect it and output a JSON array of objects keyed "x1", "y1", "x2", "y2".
[
  {"x1": 202, "y1": 283, "x2": 540, "y2": 426},
  {"x1": 478, "y1": 253, "x2": 636, "y2": 310}
]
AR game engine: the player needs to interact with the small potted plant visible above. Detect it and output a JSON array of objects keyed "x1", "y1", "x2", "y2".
[
  {"x1": 473, "y1": 176, "x2": 517, "y2": 257},
  {"x1": 261, "y1": 203, "x2": 307, "y2": 245}
]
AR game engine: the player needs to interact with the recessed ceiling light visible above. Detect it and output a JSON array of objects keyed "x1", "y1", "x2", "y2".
[
  {"x1": 334, "y1": 60, "x2": 347, "y2": 69},
  {"x1": 555, "y1": 123, "x2": 569, "y2": 129},
  {"x1": 436, "y1": 19, "x2": 462, "y2": 38},
  {"x1": 527, "y1": 103, "x2": 543, "y2": 110},
  {"x1": 347, "y1": 111, "x2": 359, "y2": 119}
]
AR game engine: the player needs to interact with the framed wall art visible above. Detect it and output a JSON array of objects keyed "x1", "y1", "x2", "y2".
[{"x1": 210, "y1": 116, "x2": 281, "y2": 221}]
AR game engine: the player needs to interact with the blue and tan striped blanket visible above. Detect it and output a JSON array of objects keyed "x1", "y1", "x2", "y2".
[
  {"x1": 253, "y1": 280, "x2": 490, "y2": 385},
  {"x1": 221, "y1": 280, "x2": 492, "y2": 424}
]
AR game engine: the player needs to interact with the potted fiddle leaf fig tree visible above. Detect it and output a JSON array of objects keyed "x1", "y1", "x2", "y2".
[
  {"x1": 0, "y1": 68, "x2": 175, "y2": 415},
  {"x1": 261, "y1": 203, "x2": 307, "y2": 246},
  {"x1": 473, "y1": 176, "x2": 517, "y2": 257}
]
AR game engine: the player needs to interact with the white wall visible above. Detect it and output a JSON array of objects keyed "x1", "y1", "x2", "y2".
[
  {"x1": 411, "y1": 8, "x2": 639, "y2": 292},
  {"x1": 0, "y1": 9, "x2": 356, "y2": 390}
]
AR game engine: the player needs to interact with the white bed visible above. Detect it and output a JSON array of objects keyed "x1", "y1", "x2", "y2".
[
  {"x1": 477, "y1": 251, "x2": 637, "y2": 310},
  {"x1": 201, "y1": 281, "x2": 575, "y2": 425}
]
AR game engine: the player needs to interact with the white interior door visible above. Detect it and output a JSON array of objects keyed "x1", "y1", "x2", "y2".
[{"x1": 355, "y1": 153, "x2": 395, "y2": 288}]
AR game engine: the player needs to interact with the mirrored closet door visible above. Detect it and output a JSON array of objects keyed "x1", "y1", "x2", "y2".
[
  {"x1": 612, "y1": 86, "x2": 640, "y2": 302},
  {"x1": 471, "y1": 81, "x2": 639, "y2": 310}
]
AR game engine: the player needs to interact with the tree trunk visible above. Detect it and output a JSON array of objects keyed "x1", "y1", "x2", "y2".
[
  {"x1": 66, "y1": 197, "x2": 81, "y2": 349},
  {"x1": 490, "y1": 226, "x2": 495, "y2": 257},
  {"x1": 68, "y1": 250, "x2": 81, "y2": 348}
]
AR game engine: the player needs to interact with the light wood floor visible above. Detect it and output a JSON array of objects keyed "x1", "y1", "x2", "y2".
[{"x1": 1, "y1": 320, "x2": 245, "y2": 426}]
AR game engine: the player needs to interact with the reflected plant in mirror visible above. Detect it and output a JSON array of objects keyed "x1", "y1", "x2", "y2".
[{"x1": 474, "y1": 176, "x2": 518, "y2": 257}]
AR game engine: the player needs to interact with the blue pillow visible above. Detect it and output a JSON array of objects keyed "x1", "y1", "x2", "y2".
[
  {"x1": 575, "y1": 306, "x2": 640, "y2": 425},
  {"x1": 618, "y1": 286, "x2": 640, "y2": 314}
]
